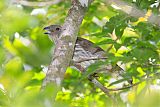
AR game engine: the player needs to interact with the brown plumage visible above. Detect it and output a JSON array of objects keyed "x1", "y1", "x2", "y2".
[
  {"x1": 44, "y1": 25, "x2": 105, "y2": 71},
  {"x1": 43, "y1": 25, "x2": 123, "y2": 76},
  {"x1": 73, "y1": 37, "x2": 105, "y2": 71}
]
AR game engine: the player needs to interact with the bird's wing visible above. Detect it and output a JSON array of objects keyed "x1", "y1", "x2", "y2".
[
  {"x1": 73, "y1": 37, "x2": 105, "y2": 70},
  {"x1": 76, "y1": 37, "x2": 104, "y2": 54},
  {"x1": 73, "y1": 37, "x2": 124, "y2": 78}
]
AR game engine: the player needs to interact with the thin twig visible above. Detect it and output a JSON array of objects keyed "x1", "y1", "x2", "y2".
[
  {"x1": 108, "y1": 72, "x2": 160, "y2": 91},
  {"x1": 150, "y1": 63, "x2": 160, "y2": 67},
  {"x1": 108, "y1": 81, "x2": 141, "y2": 91}
]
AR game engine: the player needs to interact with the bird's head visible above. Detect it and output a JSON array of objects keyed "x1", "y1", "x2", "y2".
[
  {"x1": 43, "y1": 25, "x2": 61, "y2": 42},
  {"x1": 44, "y1": 25, "x2": 61, "y2": 35}
]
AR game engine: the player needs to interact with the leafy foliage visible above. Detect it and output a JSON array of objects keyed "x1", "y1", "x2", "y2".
[{"x1": 0, "y1": 0, "x2": 160, "y2": 107}]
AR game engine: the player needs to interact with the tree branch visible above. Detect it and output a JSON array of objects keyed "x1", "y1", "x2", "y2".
[
  {"x1": 42, "y1": 0, "x2": 93, "y2": 88},
  {"x1": 88, "y1": 75, "x2": 114, "y2": 100},
  {"x1": 107, "y1": 72, "x2": 160, "y2": 91},
  {"x1": 104, "y1": 0, "x2": 160, "y2": 26},
  {"x1": 13, "y1": 0, "x2": 62, "y2": 7}
]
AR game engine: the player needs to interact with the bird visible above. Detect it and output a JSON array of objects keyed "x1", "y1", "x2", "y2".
[{"x1": 43, "y1": 25, "x2": 124, "y2": 77}]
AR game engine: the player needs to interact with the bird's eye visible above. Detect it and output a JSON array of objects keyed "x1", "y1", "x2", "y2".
[{"x1": 56, "y1": 27, "x2": 60, "y2": 31}]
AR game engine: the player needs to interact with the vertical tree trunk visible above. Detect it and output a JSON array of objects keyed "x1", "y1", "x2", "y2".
[{"x1": 42, "y1": 0, "x2": 92, "y2": 88}]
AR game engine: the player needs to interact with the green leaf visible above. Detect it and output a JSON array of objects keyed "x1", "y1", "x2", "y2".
[
  {"x1": 95, "y1": 38, "x2": 115, "y2": 45},
  {"x1": 131, "y1": 47, "x2": 158, "y2": 63},
  {"x1": 114, "y1": 43, "x2": 121, "y2": 51},
  {"x1": 0, "y1": 89, "x2": 9, "y2": 106},
  {"x1": 0, "y1": 46, "x2": 5, "y2": 65},
  {"x1": 4, "y1": 57, "x2": 23, "y2": 77}
]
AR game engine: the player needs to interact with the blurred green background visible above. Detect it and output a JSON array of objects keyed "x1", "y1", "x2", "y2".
[{"x1": 0, "y1": 0, "x2": 160, "y2": 107}]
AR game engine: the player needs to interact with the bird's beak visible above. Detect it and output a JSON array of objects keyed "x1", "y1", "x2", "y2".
[
  {"x1": 43, "y1": 26, "x2": 49, "y2": 30},
  {"x1": 43, "y1": 26, "x2": 51, "y2": 34}
]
